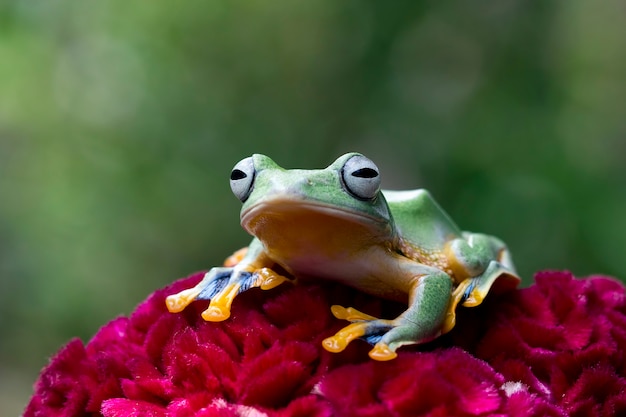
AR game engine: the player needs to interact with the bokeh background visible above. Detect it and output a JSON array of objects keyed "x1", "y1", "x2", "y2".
[{"x1": 1, "y1": 1, "x2": 625, "y2": 414}]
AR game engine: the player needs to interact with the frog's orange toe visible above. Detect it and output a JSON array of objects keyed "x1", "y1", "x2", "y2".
[
  {"x1": 257, "y1": 268, "x2": 291, "y2": 290},
  {"x1": 368, "y1": 344, "x2": 397, "y2": 361},
  {"x1": 330, "y1": 305, "x2": 349, "y2": 320},
  {"x1": 165, "y1": 295, "x2": 185, "y2": 313},
  {"x1": 201, "y1": 306, "x2": 231, "y2": 321},
  {"x1": 322, "y1": 336, "x2": 348, "y2": 353},
  {"x1": 322, "y1": 322, "x2": 369, "y2": 353},
  {"x1": 165, "y1": 289, "x2": 199, "y2": 313},
  {"x1": 330, "y1": 305, "x2": 378, "y2": 321}
]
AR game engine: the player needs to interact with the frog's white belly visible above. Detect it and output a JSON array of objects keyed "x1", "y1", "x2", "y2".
[{"x1": 267, "y1": 245, "x2": 411, "y2": 302}]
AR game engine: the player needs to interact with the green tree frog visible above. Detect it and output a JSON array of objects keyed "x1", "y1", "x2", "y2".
[{"x1": 166, "y1": 153, "x2": 520, "y2": 361}]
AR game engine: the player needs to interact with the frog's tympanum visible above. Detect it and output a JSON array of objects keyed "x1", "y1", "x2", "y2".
[{"x1": 166, "y1": 153, "x2": 520, "y2": 360}]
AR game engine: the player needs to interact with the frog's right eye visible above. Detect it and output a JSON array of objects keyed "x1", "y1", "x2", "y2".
[
  {"x1": 230, "y1": 157, "x2": 255, "y2": 202},
  {"x1": 341, "y1": 154, "x2": 381, "y2": 200}
]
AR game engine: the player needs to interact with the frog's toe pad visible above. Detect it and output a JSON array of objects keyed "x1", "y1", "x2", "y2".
[
  {"x1": 201, "y1": 305, "x2": 231, "y2": 322},
  {"x1": 256, "y1": 268, "x2": 292, "y2": 290},
  {"x1": 369, "y1": 343, "x2": 397, "y2": 361},
  {"x1": 322, "y1": 335, "x2": 349, "y2": 353},
  {"x1": 165, "y1": 288, "x2": 200, "y2": 313},
  {"x1": 165, "y1": 295, "x2": 186, "y2": 313}
]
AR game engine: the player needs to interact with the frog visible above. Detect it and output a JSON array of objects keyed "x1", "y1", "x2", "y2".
[{"x1": 166, "y1": 153, "x2": 520, "y2": 361}]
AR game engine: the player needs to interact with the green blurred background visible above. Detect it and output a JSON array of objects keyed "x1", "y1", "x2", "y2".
[{"x1": 1, "y1": 0, "x2": 625, "y2": 414}]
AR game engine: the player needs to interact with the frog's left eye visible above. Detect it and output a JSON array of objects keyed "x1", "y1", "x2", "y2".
[
  {"x1": 230, "y1": 157, "x2": 255, "y2": 202},
  {"x1": 341, "y1": 155, "x2": 381, "y2": 200}
]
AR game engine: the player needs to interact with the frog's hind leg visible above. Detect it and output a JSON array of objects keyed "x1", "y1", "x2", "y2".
[
  {"x1": 323, "y1": 271, "x2": 452, "y2": 361},
  {"x1": 441, "y1": 235, "x2": 520, "y2": 332},
  {"x1": 461, "y1": 260, "x2": 520, "y2": 307},
  {"x1": 442, "y1": 259, "x2": 520, "y2": 334}
]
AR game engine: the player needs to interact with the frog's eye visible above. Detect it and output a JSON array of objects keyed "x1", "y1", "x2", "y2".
[
  {"x1": 230, "y1": 157, "x2": 255, "y2": 202},
  {"x1": 341, "y1": 155, "x2": 381, "y2": 200}
]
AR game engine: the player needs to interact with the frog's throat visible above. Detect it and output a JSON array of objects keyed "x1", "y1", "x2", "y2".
[{"x1": 240, "y1": 199, "x2": 388, "y2": 231}]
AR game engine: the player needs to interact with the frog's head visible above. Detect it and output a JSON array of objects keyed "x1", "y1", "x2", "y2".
[{"x1": 229, "y1": 153, "x2": 394, "y2": 248}]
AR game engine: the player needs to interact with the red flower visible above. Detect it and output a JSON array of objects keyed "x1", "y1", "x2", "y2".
[{"x1": 24, "y1": 271, "x2": 626, "y2": 416}]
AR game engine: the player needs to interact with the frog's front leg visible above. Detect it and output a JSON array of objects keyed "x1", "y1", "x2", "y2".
[
  {"x1": 165, "y1": 239, "x2": 291, "y2": 321},
  {"x1": 323, "y1": 265, "x2": 452, "y2": 361}
]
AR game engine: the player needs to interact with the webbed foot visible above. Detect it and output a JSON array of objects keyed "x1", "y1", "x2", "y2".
[
  {"x1": 165, "y1": 266, "x2": 291, "y2": 321},
  {"x1": 443, "y1": 260, "x2": 520, "y2": 333},
  {"x1": 323, "y1": 272, "x2": 453, "y2": 361},
  {"x1": 322, "y1": 305, "x2": 398, "y2": 361}
]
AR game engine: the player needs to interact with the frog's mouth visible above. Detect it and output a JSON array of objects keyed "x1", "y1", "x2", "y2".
[{"x1": 240, "y1": 198, "x2": 391, "y2": 247}]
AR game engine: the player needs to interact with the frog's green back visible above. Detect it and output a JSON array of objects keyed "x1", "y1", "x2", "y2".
[{"x1": 383, "y1": 189, "x2": 463, "y2": 250}]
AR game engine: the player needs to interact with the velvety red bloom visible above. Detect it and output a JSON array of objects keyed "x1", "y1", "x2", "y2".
[{"x1": 24, "y1": 271, "x2": 626, "y2": 417}]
